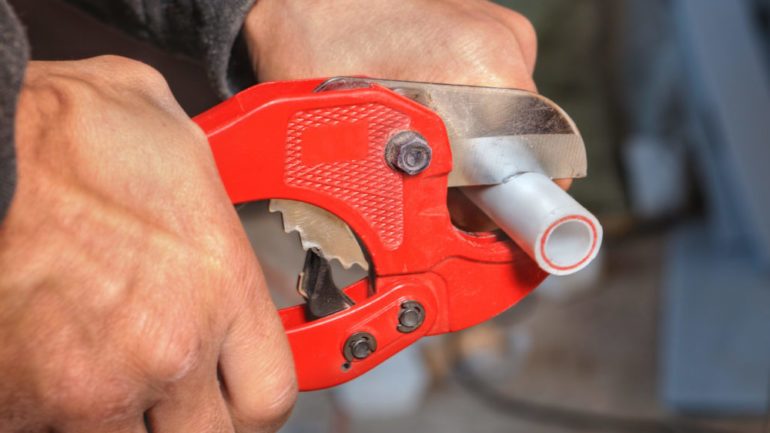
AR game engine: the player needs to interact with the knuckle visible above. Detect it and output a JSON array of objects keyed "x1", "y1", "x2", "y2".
[
  {"x1": 505, "y1": 10, "x2": 537, "y2": 40},
  {"x1": 201, "y1": 224, "x2": 256, "y2": 282},
  {"x1": 494, "y1": 10, "x2": 537, "y2": 59},
  {"x1": 455, "y1": 9, "x2": 536, "y2": 53},
  {"x1": 507, "y1": 10, "x2": 535, "y2": 33},
  {"x1": 89, "y1": 55, "x2": 172, "y2": 95},
  {"x1": 135, "y1": 323, "x2": 203, "y2": 383},
  {"x1": 129, "y1": 63, "x2": 169, "y2": 91},
  {"x1": 95, "y1": 55, "x2": 163, "y2": 81},
  {"x1": 444, "y1": 12, "x2": 536, "y2": 88}
]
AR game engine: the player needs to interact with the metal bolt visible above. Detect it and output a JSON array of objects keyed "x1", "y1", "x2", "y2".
[
  {"x1": 397, "y1": 301, "x2": 425, "y2": 333},
  {"x1": 351, "y1": 340, "x2": 371, "y2": 359},
  {"x1": 385, "y1": 131, "x2": 432, "y2": 175},
  {"x1": 343, "y1": 332, "x2": 377, "y2": 362}
]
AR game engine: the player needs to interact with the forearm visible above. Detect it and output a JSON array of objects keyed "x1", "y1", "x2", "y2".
[
  {"x1": 62, "y1": 0, "x2": 257, "y2": 97},
  {"x1": 0, "y1": 0, "x2": 29, "y2": 223}
]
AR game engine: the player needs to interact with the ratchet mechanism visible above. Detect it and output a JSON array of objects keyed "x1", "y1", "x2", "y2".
[{"x1": 194, "y1": 77, "x2": 602, "y2": 390}]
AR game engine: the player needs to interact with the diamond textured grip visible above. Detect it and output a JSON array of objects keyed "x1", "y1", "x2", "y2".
[{"x1": 285, "y1": 103, "x2": 410, "y2": 250}]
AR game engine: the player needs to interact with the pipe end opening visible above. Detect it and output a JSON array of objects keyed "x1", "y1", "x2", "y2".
[{"x1": 540, "y1": 217, "x2": 598, "y2": 275}]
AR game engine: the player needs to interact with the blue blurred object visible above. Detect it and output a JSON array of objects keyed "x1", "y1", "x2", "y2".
[
  {"x1": 663, "y1": 223, "x2": 770, "y2": 413},
  {"x1": 660, "y1": 0, "x2": 770, "y2": 414},
  {"x1": 675, "y1": 0, "x2": 770, "y2": 262}
]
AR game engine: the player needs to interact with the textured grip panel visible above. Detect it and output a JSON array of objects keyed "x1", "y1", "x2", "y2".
[{"x1": 285, "y1": 104, "x2": 410, "y2": 250}]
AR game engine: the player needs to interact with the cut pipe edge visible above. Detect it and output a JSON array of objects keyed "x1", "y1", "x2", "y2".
[{"x1": 462, "y1": 172, "x2": 603, "y2": 276}]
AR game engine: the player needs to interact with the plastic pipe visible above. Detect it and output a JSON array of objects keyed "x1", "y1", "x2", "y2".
[{"x1": 463, "y1": 172, "x2": 603, "y2": 276}]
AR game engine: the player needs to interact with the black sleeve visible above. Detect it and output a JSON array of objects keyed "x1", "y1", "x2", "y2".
[
  {"x1": 0, "y1": 0, "x2": 30, "y2": 222},
  {"x1": 62, "y1": 0, "x2": 258, "y2": 98}
]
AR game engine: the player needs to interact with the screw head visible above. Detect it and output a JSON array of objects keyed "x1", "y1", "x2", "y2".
[
  {"x1": 351, "y1": 340, "x2": 372, "y2": 359},
  {"x1": 343, "y1": 332, "x2": 377, "y2": 362},
  {"x1": 397, "y1": 301, "x2": 425, "y2": 333},
  {"x1": 385, "y1": 131, "x2": 432, "y2": 175}
]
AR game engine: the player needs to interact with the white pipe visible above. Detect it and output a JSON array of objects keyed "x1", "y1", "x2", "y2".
[{"x1": 463, "y1": 172, "x2": 603, "y2": 276}]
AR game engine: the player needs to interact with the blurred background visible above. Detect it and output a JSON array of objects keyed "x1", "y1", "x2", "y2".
[{"x1": 11, "y1": 0, "x2": 770, "y2": 431}]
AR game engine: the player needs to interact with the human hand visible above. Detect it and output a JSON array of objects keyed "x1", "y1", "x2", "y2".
[
  {"x1": 242, "y1": 0, "x2": 569, "y2": 230},
  {"x1": 0, "y1": 57, "x2": 296, "y2": 432},
  {"x1": 244, "y1": 0, "x2": 537, "y2": 89}
]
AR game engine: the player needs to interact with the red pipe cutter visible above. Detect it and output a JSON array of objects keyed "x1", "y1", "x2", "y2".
[{"x1": 194, "y1": 77, "x2": 589, "y2": 391}]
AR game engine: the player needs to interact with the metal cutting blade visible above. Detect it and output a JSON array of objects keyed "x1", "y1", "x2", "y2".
[{"x1": 269, "y1": 199, "x2": 369, "y2": 271}]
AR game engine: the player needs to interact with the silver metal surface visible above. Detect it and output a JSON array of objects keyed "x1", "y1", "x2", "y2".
[
  {"x1": 317, "y1": 77, "x2": 587, "y2": 186},
  {"x1": 269, "y1": 200, "x2": 369, "y2": 271}
]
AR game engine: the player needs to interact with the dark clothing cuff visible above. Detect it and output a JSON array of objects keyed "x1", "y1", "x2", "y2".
[
  {"x1": 0, "y1": 1, "x2": 29, "y2": 222},
  {"x1": 63, "y1": 0, "x2": 258, "y2": 98}
]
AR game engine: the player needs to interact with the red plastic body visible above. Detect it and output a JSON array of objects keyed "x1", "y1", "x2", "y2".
[{"x1": 194, "y1": 79, "x2": 547, "y2": 391}]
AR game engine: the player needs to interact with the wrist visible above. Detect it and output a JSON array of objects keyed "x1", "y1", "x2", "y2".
[{"x1": 243, "y1": 0, "x2": 271, "y2": 79}]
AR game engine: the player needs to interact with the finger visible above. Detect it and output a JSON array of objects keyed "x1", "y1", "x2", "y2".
[
  {"x1": 555, "y1": 178, "x2": 573, "y2": 190},
  {"x1": 218, "y1": 262, "x2": 297, "y2": 431},
  {"x1": 145, "y1": 372, "x2": 233, "y2": 433}
]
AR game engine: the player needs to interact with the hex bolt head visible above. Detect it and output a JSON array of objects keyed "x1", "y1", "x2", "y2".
[
  {"x1": 351, "y1": 340, "x2": 372, "y2": 359},
  {"x1": 343, "y1": 332, "x2": 377, "y2": 362},
  {"x1": 397, "y1": 301, "x2": 425, "y2": 333},
  {"x1": 385, "y1": 131, "x2": 432, "y2": 175}
]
